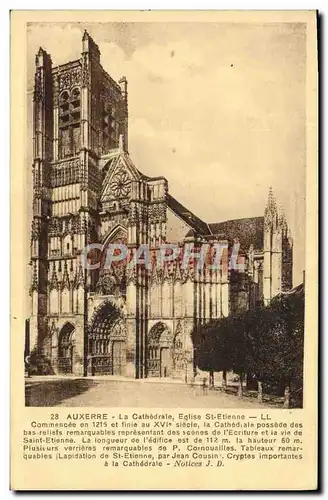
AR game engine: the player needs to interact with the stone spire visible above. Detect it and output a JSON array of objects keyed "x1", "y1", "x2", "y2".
[
  {"x1": 265, "y1": 186, "x2": 276, "y2": 213},
  {"x1": 264, "y1": 186, "x2": 278, "y2": 227}
]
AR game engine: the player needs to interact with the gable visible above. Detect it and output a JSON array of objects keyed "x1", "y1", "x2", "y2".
[{"x1": 101, "y1": 152, "x2": 141, "y2": 203}]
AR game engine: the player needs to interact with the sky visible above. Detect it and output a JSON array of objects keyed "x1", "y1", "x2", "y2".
[{"x1": 26, "y1": 21, "x2": 306, "y2": 285}]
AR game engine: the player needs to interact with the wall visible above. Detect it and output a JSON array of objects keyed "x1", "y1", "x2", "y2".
[{"x1": 166, "y1": 208, "x2": 191, "y2": 243}]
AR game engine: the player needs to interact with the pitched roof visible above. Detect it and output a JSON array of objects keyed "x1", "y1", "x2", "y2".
[
  {"x1": 209, "y1": 216, "x2": 264, "y2": 251},
  {"x1": 100, "y1": 151, "x2": 264, "y2": 250}
]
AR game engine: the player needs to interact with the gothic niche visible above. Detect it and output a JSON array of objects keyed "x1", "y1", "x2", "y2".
[
  {"x1": 50, "y1": 320, "x2": 59, "y2": 349},
  {"x1": 173, "y1": 321, "x2": 184, "y2": 373},
  {"x1": 96, "y1": 228, "x2": 128, "y2": 297}
]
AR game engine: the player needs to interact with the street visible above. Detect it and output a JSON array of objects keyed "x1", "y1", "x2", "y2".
[{"x1": 25, "y1": 377, "x2": 270, "y2": 408}]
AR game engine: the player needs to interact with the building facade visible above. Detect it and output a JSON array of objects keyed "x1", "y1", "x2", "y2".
[{"x1": 29, "y1": 32, "x2": 293, "y2": 378}]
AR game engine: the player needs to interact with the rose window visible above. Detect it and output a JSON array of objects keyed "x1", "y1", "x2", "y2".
[{"x1": 110, "y1": 171, "x2": 131, "y2": 198}]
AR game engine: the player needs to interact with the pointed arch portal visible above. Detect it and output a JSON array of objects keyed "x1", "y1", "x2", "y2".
[
  {"x1": 147, "y1": 322, "x2": 173, "y2": 378},
  {"x1": 58, "y1": 322, "x2": 75, "y2": 374},
  {"x1": 88, "y1": 301, "x2": 127, "y2": 376}
]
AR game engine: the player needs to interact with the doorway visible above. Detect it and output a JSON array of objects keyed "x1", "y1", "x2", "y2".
[
  {"x1": 112, "y1": 341, "x2": 126, "y2": 376},
  {"x1": 160, "y1": 347, "x2": 171, "y2": 378},
  {"x1": 58, "y1": 322, "x2": 75, "y2": 374}
]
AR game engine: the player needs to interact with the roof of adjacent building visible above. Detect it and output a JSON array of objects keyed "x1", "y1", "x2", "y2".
[{"x1": 209, "y1": 216, "x2": 264, "y2": 251}]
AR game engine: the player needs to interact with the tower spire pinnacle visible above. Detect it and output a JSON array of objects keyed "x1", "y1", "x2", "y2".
[
  {"x1": 278, "y1": 205, "x2": 288, "y2": 231},
  {"x1": 119, "y1": 134, "x2": 124, "y2": 152},
  {"x1": 267, "y1": 186, "x2": 276, "y2": 209},
  {"x1": 264, "y1": 186, "x2": 277, "y2": 223}
]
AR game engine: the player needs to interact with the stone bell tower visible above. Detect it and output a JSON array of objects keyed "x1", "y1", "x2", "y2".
[
  {"x1": 29, "y1": 31, "x2": 130, "y2": 375},
  {"x1": 263, "y1": 188, "x2": 293, "y2": 304}
]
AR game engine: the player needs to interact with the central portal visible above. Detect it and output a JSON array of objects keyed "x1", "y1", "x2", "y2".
[{"x1": 88, "y1": 301, "x2": 126, "y2": 376}]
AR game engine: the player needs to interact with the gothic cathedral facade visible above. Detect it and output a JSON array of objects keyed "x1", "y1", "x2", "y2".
[{"x1": 29, "y1": 32, "x2": 293, "y2": 378}]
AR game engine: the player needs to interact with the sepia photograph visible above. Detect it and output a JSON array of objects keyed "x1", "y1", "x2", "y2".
[
  {"x1": 10, "y1": 10, "x2": 318, "y2": 491},
  {"x1": 24, "y1": 20, "x2": 306, "y2": 409}
]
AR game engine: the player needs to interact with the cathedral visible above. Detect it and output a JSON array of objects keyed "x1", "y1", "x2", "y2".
[{"x1": 29, "y1": 31, "x2": 293, "y2": 379}]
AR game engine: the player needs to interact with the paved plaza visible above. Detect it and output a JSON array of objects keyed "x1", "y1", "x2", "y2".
[{"x1": 25, "y1": 377, "x2": 270, "y2": 408}]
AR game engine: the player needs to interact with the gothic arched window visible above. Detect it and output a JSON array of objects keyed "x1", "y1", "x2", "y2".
[
  {"x1": 59, "y1": 88, "x2": 81, "y2": 159},
  {"x1": 101, "y1": 102, "x2": 119, "y2": 154}
]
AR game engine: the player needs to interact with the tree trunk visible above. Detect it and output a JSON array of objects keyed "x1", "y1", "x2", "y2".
[
  {"x1": 283, "y1": 382, "x2": 291, "y2": 408},
  {"x1": 246, "y1": 372, "x2": 253, "y2": 390},
  {"x1": 209, "y1": 370, "x2": 214, "y2": 389},
  {"x1": 222, "y1": 370, "x2": 227, "y2": 392},
  {"x1": 238, "y1": 373, "x2": 243, "y2": 398},
  {"x1": 257, "y1": 380, "x2": 263, "y2": 403}
]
